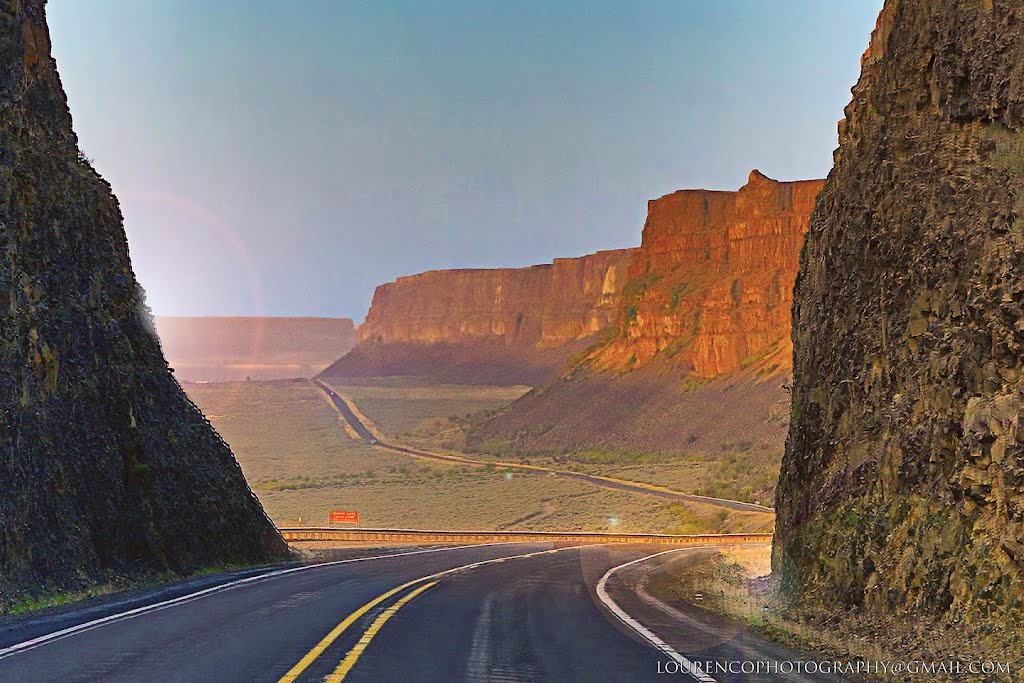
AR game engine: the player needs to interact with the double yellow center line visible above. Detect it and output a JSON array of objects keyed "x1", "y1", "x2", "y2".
[
  {"x1": 277, "y1": 545, "x2": 579, "y2": 682},
  {"x1": 326, "y1": 581, "x2": 438, "y2": 682}
]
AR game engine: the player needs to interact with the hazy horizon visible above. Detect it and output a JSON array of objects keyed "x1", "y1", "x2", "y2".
[{"x1": 49, "y1": 1, "x2": 882, "y2": 322}]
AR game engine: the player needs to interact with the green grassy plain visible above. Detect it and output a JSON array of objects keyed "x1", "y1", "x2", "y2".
[{"x1": 183, "y1": 379, "x2": 771, "y2": 532}]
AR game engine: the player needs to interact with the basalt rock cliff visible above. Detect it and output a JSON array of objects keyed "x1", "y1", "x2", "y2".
[
  {"x1": 472, "y1": 173, "x2": 821, "y2": 460},
  {"x1": 776, "y1": 0, "x2": 1024, "y2": 625},
  {"x1": 0, "y1": 1, "x2": 286, "y2": 600},
  {"x1": 321, "y1": 249, "x2": 634, "y2": 385}
]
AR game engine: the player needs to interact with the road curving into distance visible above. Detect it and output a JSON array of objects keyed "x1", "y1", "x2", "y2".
[
  {"x1": 313, "y1": 380, "x2": 774, "y2": 515},
  {"x1": 0, "y1": 541, "x2": 842, "y2": 682},
  {"x1": 0, "y1": 380, "x2": 812, "y2": 680}
]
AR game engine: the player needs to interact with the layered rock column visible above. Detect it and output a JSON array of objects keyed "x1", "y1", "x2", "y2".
[
  {"x1": 777, "y1": 0, "x2": 1024, "y2": 622},
  {"x1": 469, "y1": 173, "x2": 822, "y2": 459},
  {"x1": 589, "y1": 171, "x2": 823, "y2": 377}
]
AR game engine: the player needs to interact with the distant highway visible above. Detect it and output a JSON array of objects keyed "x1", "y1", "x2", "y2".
[
  {"x1": 317, "y1": 379, "x2": 379, "y2": 442},
  {"x1": 313, "y1": 380, "x2": 774, "y2": 515},
  {"x1": 0, "y1": 542, "x2": 843, "y2": 682}
]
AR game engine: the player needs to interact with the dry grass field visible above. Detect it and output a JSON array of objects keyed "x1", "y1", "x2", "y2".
[
  {"x1": 459, "y1": 448, "x2": 781, "y2": 508},
  {"x1": 183, "y1": 379, "x2": 771, "y2": 533},
  {"x1": 256, "y1": 472, "x2": 768, "y2": 533},
  {"x1": 324, "y1": 378, "x2": 781, "y2": 507},
  {"x1": 183, "y1": 379, "x2": 433, "y2": 484}
]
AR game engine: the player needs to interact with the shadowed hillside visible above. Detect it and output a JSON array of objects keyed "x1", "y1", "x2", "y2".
[{"x1": 0, "y1": 1, "x2": 286, "y2": 603}]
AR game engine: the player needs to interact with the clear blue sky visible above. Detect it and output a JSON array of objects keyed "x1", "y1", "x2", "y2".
[{"x1": 48, "y1": 1, "x2": 882, "y2": 321}]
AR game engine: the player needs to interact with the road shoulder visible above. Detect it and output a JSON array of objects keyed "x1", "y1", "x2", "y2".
[
  {"x1": 597, "y1": 545, "x2": 851, "y2": 682},
  {"x1": 0, "y1": 545, "x2": 437, "y2": 652}
]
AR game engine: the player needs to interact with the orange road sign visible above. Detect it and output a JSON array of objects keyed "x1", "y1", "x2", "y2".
[{"x1": 329, "y1": 510, "x2": 359, "y2": 523}]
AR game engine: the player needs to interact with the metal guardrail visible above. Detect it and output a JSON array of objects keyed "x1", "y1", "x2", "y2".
[{"x1": 278, "y1": 527, "x2": 773, "y2": 546}]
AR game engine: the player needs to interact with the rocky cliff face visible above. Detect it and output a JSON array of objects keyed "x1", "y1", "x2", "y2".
[
  {"x1": 589, "y1": 171, "x2": 823, "y2": 377},
  {"x1": 322, "y1": 249, "x2": 634, "y2": 385},
  {"x1": 777, "y1": 0, "x2": 1024, "y2": 624},
  {"x1": 472, "y1": 173, "x2": 820, "y2": 462},
  {"x1": 0, "y1": 1, "x2": 286, "y2": 600}
]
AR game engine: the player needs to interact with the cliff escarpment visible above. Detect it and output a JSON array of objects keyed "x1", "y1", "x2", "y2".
[
  {"x1": 321, "y1": 249, "x2": 634, "y2": 385},
  {"x1": 156, "y1": 316, "x2": 356, "y2": 381},
  {"x1": 589, "y1": 171, "x2": 823, "y2": 377},
  {"x1": 777, "y1": 0, "x2": 1024, "y2": 628},
  {"x1": 0, "y1": 1, "x2": 286, "y2": 601},
  {"x1": 471, "y1": 173, "x2": 821, "y2": 462}
]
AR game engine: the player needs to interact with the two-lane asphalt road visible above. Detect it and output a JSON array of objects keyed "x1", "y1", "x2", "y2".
[{"x1": 0, "y1": 542, "x2": 845, "y2": 682}]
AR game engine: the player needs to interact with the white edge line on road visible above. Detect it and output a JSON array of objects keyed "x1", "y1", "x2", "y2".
[
  {"x1": 0, "y1": 541, "x2": 533, "y2": 661},
  {"x1": 595, "y1": 547, "x2": 717, "y2": 683}
]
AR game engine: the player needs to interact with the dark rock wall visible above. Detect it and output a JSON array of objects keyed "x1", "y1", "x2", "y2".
[
  {"x1": 1, "y1": 0, "x2": 285, "y2": 597},
  {"x1": 777, "y1": 0, "x2": 1024, "y2": 622}
]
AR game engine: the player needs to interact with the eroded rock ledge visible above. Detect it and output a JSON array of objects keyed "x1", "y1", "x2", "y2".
[{"x1": 322, "y1": 249, "x2": 634, "y2": 385}]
